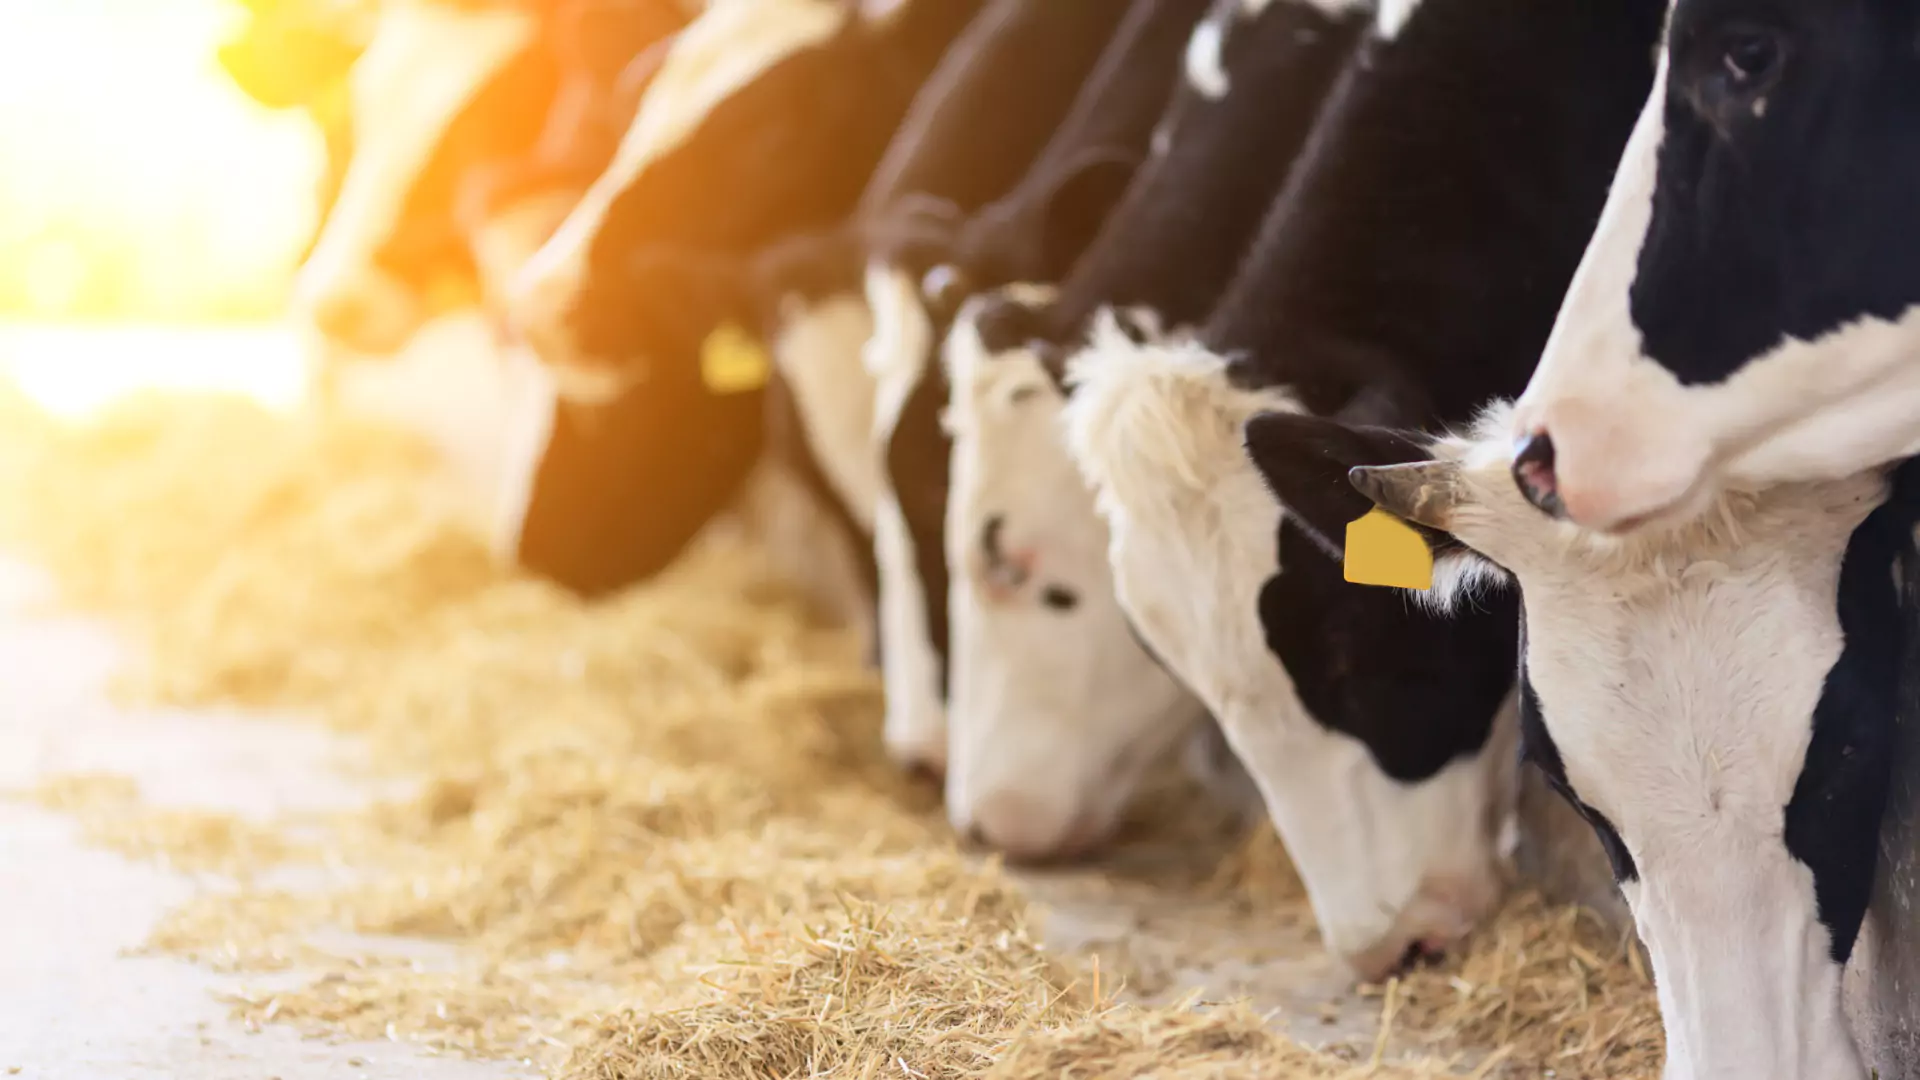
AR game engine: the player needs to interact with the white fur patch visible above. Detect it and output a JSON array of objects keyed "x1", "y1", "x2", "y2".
[
  {"x1": 293, "y1": 3, "x2": 535, "y2": 351},
  {"x1": 488, "y1": 344, "x2": 562, "y2": 561},
  {"x1": 864, "y1": 261, "x2": 949, "y2": 770},
  {"x1": 772, "y1": 291, "x2": 880, "y2": 533},
  {"x1": 1183, "y1": 10, "x2": 1232, "y2": 101},
  {"x1": 512, "y1": 0, "x2": 847, "y2": 390},
  {"x1": 1063, "y1": 318, "x2": 1512, "y2": 976},
  {"x1": 1422, "y1": 415, "x2": 1889, "y2": 1079},
  {"x1": 942, "y1": 292, "x2": 1207, "y2": 857},
  {"x1": 1374, "y1": 0, "x2": 1424, "y2": 39}
]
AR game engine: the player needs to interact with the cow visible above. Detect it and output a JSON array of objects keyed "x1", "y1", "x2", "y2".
[
  {"x1": 292, "y1": 0, "x2": 686, "y2": 355},
  {"x1": 1061, "y1": 0, "x2": 1666, "y2": 978},
  {"x1": 1244, "y1": 406, "x2": 1920, "y2": 1079},
  {"x1": 934, "y1": 0, "x2": 1373, "y2": 859},
  {"x1": 855, "y1": 0, "x2": 1216, "y2": 776},
  {"x1": 1498, "y1": 2, "x2": 1920, "y2": 536},
  {"x1": 503, "y1": 0, "x2": 991, "y2": 600},
  {"x1": 720, "y1": 0, "x2": 1168, "y2": 706}
]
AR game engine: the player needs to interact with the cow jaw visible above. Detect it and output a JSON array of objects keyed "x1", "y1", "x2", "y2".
[
  {"x1": 293, "y1": 3, "x2": 535, "y2": 355},
  {"x1": 942, "y1": 298, "x2": 1204, "y2": 860},
  {"x1": 865, "y1": 262, "x2": 948, "y2": 774},
  {"x1": 1062, "y1": 320, "x2": 1508, "y2": 977}
]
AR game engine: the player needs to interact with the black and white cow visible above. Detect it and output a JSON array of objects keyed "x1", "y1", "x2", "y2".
[
  {"x1": 1245, "y1": 408, "x2": 1919, "y2": 1079},
  {"x1": 1505, "y1": 2, "x2": 1920, "y2": 536},
  {"x1": 858, "y1": 0, "x2": 1218, "y2": 778},
  {"x1": 732, "y1": 0, "x2": 1176, "y2": 763},
  {"x1": 1062, "y1": 0, "x2": 1666, "y2": 978},
  {"x1": 504, "y1": 0, "x2": 988, "y2": 598},
  {"x1": 293, "y1": 0, "x2": 685, "y2": 355},
  {"x1": 934, "y1": 0, "x2": 1373, "y2": 859}
]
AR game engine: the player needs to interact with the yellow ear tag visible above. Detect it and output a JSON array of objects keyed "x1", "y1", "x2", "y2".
[
  {"x1": 699, "y1": 322, "x2": 771, "y2": 395},
  {"x1": 1344, "y1": 508, "x2": 1434, "y2": 591}
]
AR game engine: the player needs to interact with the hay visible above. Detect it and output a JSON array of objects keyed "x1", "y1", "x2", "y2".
[
  {"x1": 22, "y1": 772, "x2": 305, "y2": 876},
  {"x1": 0, "y1": 384, "x2": 1662, "y2": 1078}
]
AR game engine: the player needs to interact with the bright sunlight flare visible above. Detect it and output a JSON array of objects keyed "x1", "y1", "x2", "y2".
[{"x1": 0, "y1": 0, "x2": 326, "y2": 323}]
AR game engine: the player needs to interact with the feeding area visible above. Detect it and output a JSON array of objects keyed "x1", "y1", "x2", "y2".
[{"x1": 0, "y1": 1, "x2": 1915, "y2": 1078}]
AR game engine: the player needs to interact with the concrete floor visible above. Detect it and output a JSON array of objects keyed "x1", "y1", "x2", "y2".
[{"x1": 0, "y1": 558, "x2": 532, "y2": 1079}]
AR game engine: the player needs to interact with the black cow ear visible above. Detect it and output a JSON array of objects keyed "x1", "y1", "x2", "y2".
[{"x1": 1243, "y1": 411, "x2": 1432, "y2": 557}]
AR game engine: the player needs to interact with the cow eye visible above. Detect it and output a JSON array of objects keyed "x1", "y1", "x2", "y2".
[
  {"x1": 1720, "y1": 29, "x2": 1781, "y2": 83},
  {"x1": 1684, "y1": 22, "x2": 1788, "y2": 128}
]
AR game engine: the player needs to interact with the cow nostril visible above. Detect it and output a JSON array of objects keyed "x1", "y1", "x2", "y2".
[{"x1": 1511, "y1": 431, "x2": 1567, "y2": 520}]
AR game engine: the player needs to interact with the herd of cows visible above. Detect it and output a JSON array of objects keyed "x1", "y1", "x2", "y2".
[{"x1": 220, "y1": 0, "x2": 1920, "y2": 1075}]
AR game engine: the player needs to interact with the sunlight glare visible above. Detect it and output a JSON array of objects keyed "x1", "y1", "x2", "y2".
[{"x1": 0, "y1": 0, "x2": 325, "y2": 322}]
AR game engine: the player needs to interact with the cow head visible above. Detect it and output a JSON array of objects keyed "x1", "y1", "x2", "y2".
[
  {"x1": 1306, "y1": 402, "x2": 1905, "y2": 1080},
  {"x1": 941, "y1": 291, "x2": 1207, "y2": 861},
  {"x1": 292, "y1": 1, "x2": 553, "y2": 354},
  {"x1": 1063, "y1": 319, "x2": 1519, "y2": 981},
  {"x1": 1512, "y1": 3, "x2": 1920, "y2": 532},
  {"x1": 509, "y1": 0, "x2": 851, "y2": 403}
]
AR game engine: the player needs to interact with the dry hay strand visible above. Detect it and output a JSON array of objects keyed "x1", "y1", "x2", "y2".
[
  {"x1": 1386, "y1": 892, "x2": 1661, "y2": 1078},
  {"x1": 21, "y1": 772, "x2": 305, "y2": 876},
  {"x1": 982, "y1": 1001, "x2": 1450, "y2": 1080},
  {"x1": 561, "y1": 877, "x2": 1081, "y2": 1080},
  {"x1": 0, "y1": 386, "x2": 1661, "y2": 1078}
]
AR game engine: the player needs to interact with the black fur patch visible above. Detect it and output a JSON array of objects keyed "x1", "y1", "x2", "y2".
[
  {"x1": 1783, "y1": 462, "x2": 1920, "y2": 963},
  {"x1": 1632, "y1": 2, "x2": 1920, "y2": 388},
  {"x1": 1260, "y1": 522, "x2": 1516, "y2": 783}
]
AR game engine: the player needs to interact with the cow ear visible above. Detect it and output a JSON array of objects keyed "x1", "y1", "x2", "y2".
[{"x1": 1243, "y1": 411, "x2": 1436, "y2": 558}]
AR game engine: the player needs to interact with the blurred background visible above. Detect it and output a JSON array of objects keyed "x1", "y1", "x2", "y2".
[
  {"x1": 0, "y1": 0, "x2": 327, "y2": 322},
  {"x1": 0, "y1": 0, "x2": 350, "y2": 413}
]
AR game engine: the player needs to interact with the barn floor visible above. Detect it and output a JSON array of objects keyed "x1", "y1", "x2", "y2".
[
  {"x1": 0, "y1": 322, "x2": 1658, "y2": 1078},
  {"x1": 0, "y1": 557, "x2": 535, "y2": 1080},
  {"x1": 0, "y1": 551, "x2": 1388, "y2": 1077}
]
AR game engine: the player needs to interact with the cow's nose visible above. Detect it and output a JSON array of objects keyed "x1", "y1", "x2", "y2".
[
  {"x1": 887, "y1": 731, "x2": 947, "y2": 784},
  {"x1": 308, "y1": 286, "x2": 365, "y2": 342},
  {"x1": 961, "y1": 791, "x2": 1101, "y2": 864},
  {"x1": 308, "y1": 286, "x2": 410, "y2": 356},
  {"x1": 1511, "y1": 431, "x2": 1567, "y2": 520}
]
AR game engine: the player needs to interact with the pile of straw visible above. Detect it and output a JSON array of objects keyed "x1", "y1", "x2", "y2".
[{"x1": 0, "y1": 383, "x2": 1661, "y2": 1078}]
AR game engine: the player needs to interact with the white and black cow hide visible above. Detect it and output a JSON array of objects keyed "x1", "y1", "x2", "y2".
[
  {"x1": 1506, "y1": 2, "x2": 1920, "y2": 535},
  {"x1": 1062, "y1": 0, "x2": 1666, "y2": 979},
  {"x1": 1272, "y1": 405, "x2": 1920, "y2": 1080},
  {"x1": 934, "y1": 0, "x2": 1372, "y2": 861},
  {"x1": 503, "y1": 0, "x2": 984, "y2": 597}
]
